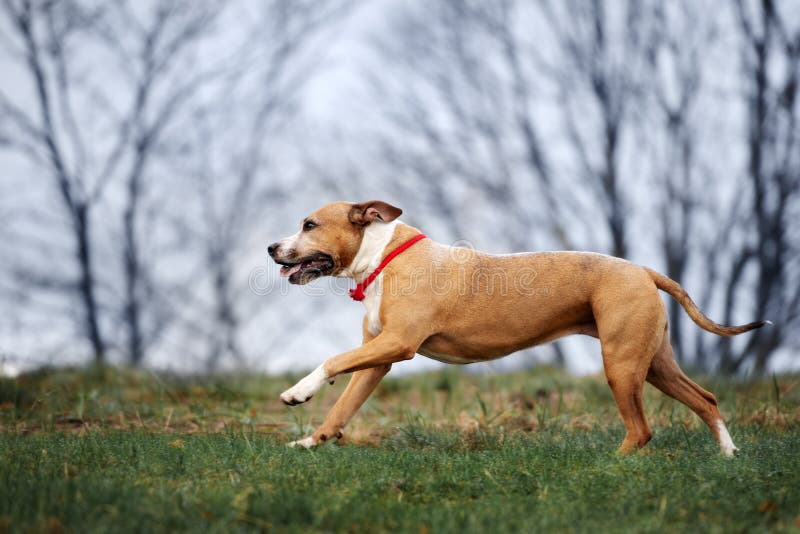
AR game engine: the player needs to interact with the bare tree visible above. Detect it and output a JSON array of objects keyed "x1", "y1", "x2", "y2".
[
  {"x1": 0, "y1": 0, "x2": 353, "y2": 369},
  {"x1": 97, "y1": 1, "x2": 227, "y2": 365},
  {"x1": 2, "y1": 0, "x2": 797, "y2": 377},
  {"x1": 358, "y1": 0, "x2": 586, "y2": 254},
  {"x1": 0, "y1": 0, "x2": 108, "y2": 363},
  {"x1": 712, "y1": 0, "x2": 800, "y2": 374},
  {"x1": 643, "y1": 1, "x2": 711, "y2": 362},
  {"x1": 169, "y1": 0, "x2": 353, "y2": 371},
  {"x1": 0, "y1": 0, "x2": 232, "y2": 365},
  {"x1": 540, "y1": 0, "x2": 655, "y2": 259}
]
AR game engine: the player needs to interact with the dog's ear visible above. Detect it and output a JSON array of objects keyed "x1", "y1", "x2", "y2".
[{"x1": 349, "y1": 200, "x2": 402, "y2": 225}]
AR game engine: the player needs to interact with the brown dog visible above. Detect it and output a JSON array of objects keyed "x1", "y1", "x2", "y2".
[{"x1": 268, "y1": 200, "x2": 767, "y2": 455}]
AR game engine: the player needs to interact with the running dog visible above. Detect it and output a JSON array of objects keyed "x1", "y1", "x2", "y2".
[{"x1": 268, "y1": 200, "x2": 767, "y2": 455}]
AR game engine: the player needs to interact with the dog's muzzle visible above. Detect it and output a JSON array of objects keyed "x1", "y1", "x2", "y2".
[{"x1": 270, "y1": 247, "x2": 335, "y2": 284}]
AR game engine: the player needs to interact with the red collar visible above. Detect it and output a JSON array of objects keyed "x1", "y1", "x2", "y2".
[{"x1": 349, "y1": 233, "x2": 426, "y2": 301}]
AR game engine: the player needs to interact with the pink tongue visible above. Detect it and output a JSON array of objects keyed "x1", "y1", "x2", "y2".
[{"x1": 280, "y1": 264, "x2": 303, "y2": 277}]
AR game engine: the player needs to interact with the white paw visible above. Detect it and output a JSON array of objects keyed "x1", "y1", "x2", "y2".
[
  {"x1": 716, "y1": 420, "x2": 739, "y2": 458},
  {"x1": 280, "y1": 365, "x2": 329, "y2": 406},
  {"x1": 287, "y1": 436, "x2": 317, "y2": 449}
]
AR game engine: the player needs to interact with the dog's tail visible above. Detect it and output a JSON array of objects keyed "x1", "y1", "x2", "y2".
[{"x1": 645, "y1": 267, "x2": 770, "y2": 336}]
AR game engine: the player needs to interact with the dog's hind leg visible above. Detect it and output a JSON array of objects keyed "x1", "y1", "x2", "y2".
[
  {"x1": 646, "y1": 334, "x2": 738, "y2": 457},
  {"x1": 596, "y1": 292, "x2": 666, "y2": 454},
  {"x1": 602, "y1": 346, "x2": 657, "y2": 454}
]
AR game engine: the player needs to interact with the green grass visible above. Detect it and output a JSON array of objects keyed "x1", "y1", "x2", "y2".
[{"x1": 1, "y1": 367, "x2": 799, "y2": 532}]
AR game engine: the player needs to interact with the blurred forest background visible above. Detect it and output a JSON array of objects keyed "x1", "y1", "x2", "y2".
[{"x1": 0, "y1": 0, "x2": 798, "y2": 377}]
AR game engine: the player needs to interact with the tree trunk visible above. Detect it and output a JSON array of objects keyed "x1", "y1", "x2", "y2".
[
  {"x1": 75, "y1": 204, "x2": 105, "y2": 364},
  {"x1": 206, "y1": 254, "x2": 242, "y2": 372}
]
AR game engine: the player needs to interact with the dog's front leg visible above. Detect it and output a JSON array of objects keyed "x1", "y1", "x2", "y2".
[
  {"x1": 281, "y1": 331, "x2": 416, "y2": 406},
  {"x1": 287, "y1": 365, "x2": 391, "y2": 448},
  {"x1": 282, "y1": 330, "x2": 421, "y2": 448}
]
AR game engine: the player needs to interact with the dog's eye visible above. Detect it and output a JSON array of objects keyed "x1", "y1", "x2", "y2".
[{"x1": 303, "y1": 221, "x2": 318, "y2": 232}]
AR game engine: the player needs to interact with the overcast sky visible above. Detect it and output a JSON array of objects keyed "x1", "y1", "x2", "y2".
[{"x1": 1, "y1": 0, "x2": 797, "y2": 377}]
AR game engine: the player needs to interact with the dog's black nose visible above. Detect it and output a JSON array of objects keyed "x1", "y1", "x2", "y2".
[{"x1": 267, "y1": 242, "x2": 280, "y2": 257}]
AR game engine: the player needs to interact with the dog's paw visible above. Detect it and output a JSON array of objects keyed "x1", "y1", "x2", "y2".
[
  {"x1": 287, "y1": 436, "x2": 317, "y2": 449},
  {"x1": 280, "y1": 365, "x2": 329, "y2": 406},
  {"x1": 716, "y1": 420, "x2": 739, "y2": 458},
  {"x1": 280, "y1": 388, "x2": 313, "y2": 405}
]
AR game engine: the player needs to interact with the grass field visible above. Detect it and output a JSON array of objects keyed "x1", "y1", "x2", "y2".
[{"x1": 1, "y1": 366, "x2": 799, "y2": 532}]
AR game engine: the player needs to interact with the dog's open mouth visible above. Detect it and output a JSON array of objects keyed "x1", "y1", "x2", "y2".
[{"x1": 277, "y1": 253, "x2": 335, "y2": 284}]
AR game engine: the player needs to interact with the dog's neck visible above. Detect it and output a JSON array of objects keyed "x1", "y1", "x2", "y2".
[{"x1": 345, "y1": 219, "x2": 401, "y2": 282}]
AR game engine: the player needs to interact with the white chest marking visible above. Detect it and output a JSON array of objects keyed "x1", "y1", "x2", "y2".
[
  {"x1": 363, "y1": 277, "x2": 383, "y2": 336},
  {"x1": 346, "y1": 220, "x2": 400, "y2": 337}
]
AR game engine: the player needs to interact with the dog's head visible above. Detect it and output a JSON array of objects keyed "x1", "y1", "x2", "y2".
[{"x1": 268, "y1": 200, "x2": 402, "y2": 284}]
